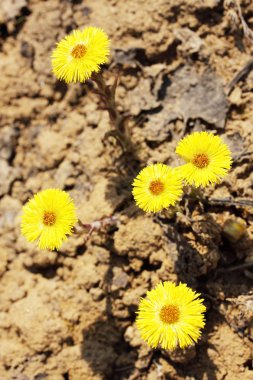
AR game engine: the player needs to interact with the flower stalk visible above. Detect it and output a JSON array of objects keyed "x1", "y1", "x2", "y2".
[{"x1": 92, "y1": 72, "x2": 134, "y2": 154}]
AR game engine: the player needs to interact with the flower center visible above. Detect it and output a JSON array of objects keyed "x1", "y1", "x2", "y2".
[
  {"x1": 192, "y1": 153, "x2": 209, "y2": 169},
  {"x1": 159, "y1": 305, "x2": 180, "y2": 324},
  {"x1": 43, "y1": 211, "x2": 56, "y2": 226},
  {"x1": 149, "y1": 180, "x2": 164, "y2": 195},
  {"x1": 71, "y1": 44, "x2": 87, "y2": 59}
]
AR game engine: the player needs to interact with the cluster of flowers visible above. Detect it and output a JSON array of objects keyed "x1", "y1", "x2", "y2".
[
  {"x1": 20, "y1": 26, "x2": 233, "y2": 351},
  {"x1": 133, "y1": 131, "x2": 232, "y2": 212}
]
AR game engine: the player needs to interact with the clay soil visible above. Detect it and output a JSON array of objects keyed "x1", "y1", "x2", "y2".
[{"x1": 0, "y1": 0, "x2": 253, "y2": 379}]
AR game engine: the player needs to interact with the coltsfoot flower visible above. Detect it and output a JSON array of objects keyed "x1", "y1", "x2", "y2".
[
  {"x1": 52, "y1": 26, "x2": 110, "y2": 83},
  {"x1": 21, "y1": 189, "x2": 77, "y2": 250},
  {"x1": 132, "y1": 163, "x2": 183, "y2": 213},
  {"x1": 176, "y1": 131, "x2": 232, "y2": 187},
  {"x1": 136, "y1": 281, "x2": 206, "y2": 350}
]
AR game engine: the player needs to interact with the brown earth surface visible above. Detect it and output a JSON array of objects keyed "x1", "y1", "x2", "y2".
[{"x1": 0, "y1": 0, "x2": 253, "y2": 379}]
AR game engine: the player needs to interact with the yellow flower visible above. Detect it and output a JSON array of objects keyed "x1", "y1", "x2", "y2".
[
  {"x1": 21, "y1": 189, "x2": 77, "y2": 250},
  {"x1": 176, "y1": 131, "x2": 232, "y2": 187},
  {"x1": 52, "y1": 27, "x2": 110, "y2": 83},
  {"x1": 132, "y1": 163, "x2": 183, "y2": 213},
  {"x1": 136, "y1": 281, "x2": 206, "y2": 350}
]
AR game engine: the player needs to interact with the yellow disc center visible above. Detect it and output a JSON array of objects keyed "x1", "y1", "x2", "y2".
[
  {"x1": 71, "y1": 44, "x2": 87, "y2": 59},
  {"x1": 192, "y1": 153, "x2": 209, "y2": 169},
  {"x1": 159, "y1": 305, "x2": 180, "y2": 324},
  {"x1": 149, "y1": 180, "x2": 164, "y2": 195},
  {"x1": 43, "y1": 211, "x2": 56, "y2": 226}
]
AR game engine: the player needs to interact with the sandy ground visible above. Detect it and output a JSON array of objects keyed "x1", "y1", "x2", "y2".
[{"x1": 0, "y1": 0, "x2": 253, "y2": 379}]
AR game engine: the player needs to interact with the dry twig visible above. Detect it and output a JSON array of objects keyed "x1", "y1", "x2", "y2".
[
  {"x1": 206, "y1": 197, "x2": 253, "y2": 208},
  {"x1": 76, "y1": 215, "x2": 118, "y2": 241},
  {"x1": 219, "y1": 261, "x2": 253, "y2": 272},
  {"x1": 226, "y1": 58, "x2": 253, "y2": 95},
  {"x1": 225, "y1": 0, "x2": 253, "y2": 44}
]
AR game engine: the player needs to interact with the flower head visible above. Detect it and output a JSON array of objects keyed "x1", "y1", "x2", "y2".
[
  {"x1": 176, "y1": 131, "x2": 232, "y2": 187},
  {"x1": 52, "y1": 27, "x2": 110, "y2": 83},
  {"x1": 132, "y1": 163, "x2": 183, "y2": 213},
  {"x1": 21, "y1": 189, "x2": 77, "y2": 250},
  {"x1": 136, "y1": 281, "x2": 206, "y2": 350}
]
